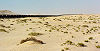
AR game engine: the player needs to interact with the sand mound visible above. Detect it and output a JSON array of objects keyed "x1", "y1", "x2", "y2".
[{"x1": 20, "y1": 37, "x2": 45, "y2": 45}]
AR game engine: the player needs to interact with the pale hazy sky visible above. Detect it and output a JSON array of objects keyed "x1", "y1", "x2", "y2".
[{"x1": 0, "y1": 0, "x2": 100, "y2": 14}]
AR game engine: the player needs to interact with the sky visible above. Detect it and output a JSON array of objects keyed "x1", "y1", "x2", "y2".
[{"x1": 0, "y1": 0, "x2": 100, "y2": 14}]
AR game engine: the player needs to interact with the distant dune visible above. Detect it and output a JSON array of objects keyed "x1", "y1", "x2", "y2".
[{"x1": 0, "y1": 10, "x2": 16, "y2": 15}]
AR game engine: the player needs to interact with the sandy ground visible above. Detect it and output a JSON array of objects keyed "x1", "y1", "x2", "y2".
[{"x1": 0, "y1": 14, "x2": 100, "y2": 51}]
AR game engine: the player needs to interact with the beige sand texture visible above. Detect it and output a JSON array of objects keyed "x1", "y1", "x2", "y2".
[{"x1": 0, "y1": 15, "x2": 100, "y2": 51}]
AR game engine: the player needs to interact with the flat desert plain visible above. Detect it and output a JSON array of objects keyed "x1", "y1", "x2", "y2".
[{"x1": 0, "y1": 15, "x2": 100, "y2": 51}]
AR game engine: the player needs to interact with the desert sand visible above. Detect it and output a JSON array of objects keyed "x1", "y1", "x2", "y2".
[{"x1": 0, "y1": 14, "x2": 100, "y2": 51}]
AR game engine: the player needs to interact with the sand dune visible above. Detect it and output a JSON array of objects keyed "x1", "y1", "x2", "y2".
[{"x1": 0, "y1": 14, "x2": 100, "y2": 51}]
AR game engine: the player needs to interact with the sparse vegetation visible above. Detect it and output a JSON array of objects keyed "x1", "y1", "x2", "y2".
[
  {"x1": 1, "y1": 14, "x2": 100, "y2": 50},
  {"x1": 28, "y1": 32, "x2": 43, "y2": 36}
]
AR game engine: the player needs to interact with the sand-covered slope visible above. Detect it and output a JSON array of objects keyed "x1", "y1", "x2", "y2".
[{"x1": 0, "y1": 15, "x2": 100, "y2": 51}]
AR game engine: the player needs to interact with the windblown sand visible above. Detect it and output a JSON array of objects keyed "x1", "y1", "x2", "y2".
[{"x1": 0, "y1": 15, "x2": 100, "y2": 51}]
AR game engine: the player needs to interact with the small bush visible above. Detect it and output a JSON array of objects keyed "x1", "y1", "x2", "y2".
[
  {"x1": 83, "y1": 33, "x2": 85, "y2": 34},
  {"x1": 84, "y1": 40, "x2": 89, "y2": 42},
  {"x1": 51, "y1": 27, "x2": 55, "y2": 30},
  {"x1": 49, "y1": 30, "x2": 52, "y2": 32},
  {"x1": 28, "y1": 32, "x2": 43, "y2": 36},
  {"x1": 88, "y1": 37, "x2": 93, "y2": 40},
  {"x1": 82, "y1": 25, "x2": 89, "y2": 27},
  {"x1": 77, "y1": 43, "x2": 87, "y2": 47},
  {"x1": 93, "y1": 21, "x2": 96, "y2": 23},
  {"x1": 61, "y1": 49, "x2": 64, "y2": 51},
  {"x1": 57, "y1": 29, "x2": 59, "y2": 31},
  {"x1": 72, "y1": 36, "x2": 75, "y2": 38},
  {"x1": 64, "y1": 31, "x2": 68, "y2": 33},
  {"x1": 37, "y1": 21, "x2": 42, "y2": 24},
  {"x1": 64, "y1": 47, "x2": 69, "y2": 50},
  {"x1": 96, "y1": 45, "x2": 100, "y2": 48},
  {"x1": 45, "y1": 30, "x2": 47, "y2": 31},
  {"x1": 95, "y1": 41, "x2": 98, "y2": 43},
  {"x1": 29, "y1": 28, "x2": 32, "y2": 29}
]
